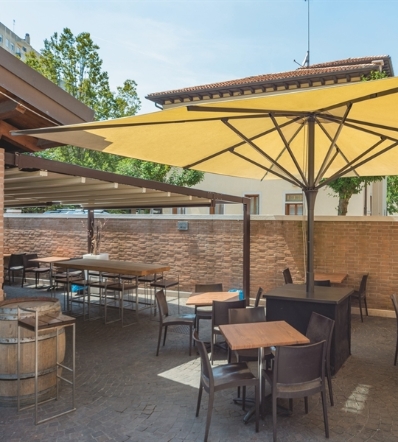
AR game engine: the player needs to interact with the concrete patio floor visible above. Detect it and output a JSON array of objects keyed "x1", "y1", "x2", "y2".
[{"x1": 1, "y1": 284, "x2": 398, "y2": 442}]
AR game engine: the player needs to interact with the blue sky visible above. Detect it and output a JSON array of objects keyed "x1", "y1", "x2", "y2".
[{"x1": 2, "y1": 0, "x2": 398, "y2": 114}]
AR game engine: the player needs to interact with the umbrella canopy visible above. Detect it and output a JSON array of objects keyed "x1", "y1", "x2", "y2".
[{"x1": 13, "y1": 77, "x2": 398, "y2": 294}]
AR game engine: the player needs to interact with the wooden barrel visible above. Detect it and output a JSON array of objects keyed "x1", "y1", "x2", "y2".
[{"x1": 0, "y1": 297, "x2": 65, "y2": 407}]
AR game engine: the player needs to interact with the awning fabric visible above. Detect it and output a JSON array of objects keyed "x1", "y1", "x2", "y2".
[{"x1": 13, "y1": 77, "x2": 398, "y2": 187}]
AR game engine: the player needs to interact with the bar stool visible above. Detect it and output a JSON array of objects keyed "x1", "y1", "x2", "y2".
[
  {"x1": 138, "y1": 274, "x2": 163, "y2": 315},
  {"x1": 151, "y1": 274, "x2": 180, "y2": 313},
  {"x1": 17, "y1": 306, "x2": 76, "y2": 425},
  {"x1": 104, "y1": 276, "x2": 139, "y2": 327}
]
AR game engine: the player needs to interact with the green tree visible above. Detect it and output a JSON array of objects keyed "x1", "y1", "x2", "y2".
[
  {"x1": 323, "y1": 70, "x2": 387, "y2": 215},
  {"x1": 325, "y1": 176, "x2": 383, "y2": 215},
  {"x1": 387, "y1": 176, "x2": 398, "y2": 214},
  {"x1": 25, "y1": 28, "x2": 204, "y2": 187}
]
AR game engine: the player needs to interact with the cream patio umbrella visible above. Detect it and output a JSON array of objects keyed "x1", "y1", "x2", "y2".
[{"x1": 13, "y1": 77, "x2": 398, "y2": 294}]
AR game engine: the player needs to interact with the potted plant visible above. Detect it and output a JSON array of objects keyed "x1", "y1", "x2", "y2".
[{"x1": 83, "y1": 219, "x2": 109, "y2": 260}]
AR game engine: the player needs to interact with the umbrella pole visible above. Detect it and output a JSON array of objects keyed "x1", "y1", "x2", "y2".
[
  {"x1": 305, "y1": 115, "x2": 316, "y2": 296},
  {"x1": 304, "y1": 189, "x2": 317, "y2": 295}
]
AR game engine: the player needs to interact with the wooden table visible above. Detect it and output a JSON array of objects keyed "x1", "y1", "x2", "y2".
[
  {"x1": 263, "y1": 284, "x2": 353, "y2": 374},
  {"x1": 315, "y1": 272, "x2": 348, "y2": 284},
  {"x1": 220, "y1": 321, "x2": 309, "y2": 418},
  {"x1": 186, "y1": 292, "x2": 240, "y2": 306},
  {"x1": 54, "y1": 258, "x2": 171, "y2": 316},
  {"x1": 54, "y1": 258, "x2": 170, "y2": 276}
]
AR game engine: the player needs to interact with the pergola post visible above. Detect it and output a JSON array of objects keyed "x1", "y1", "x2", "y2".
[
  {"x1": 87, "y1": 209, "x2": 94, "y2": 254},
  {"x1": 243, "y1": 201, "x2": 250, "y2": 305}
]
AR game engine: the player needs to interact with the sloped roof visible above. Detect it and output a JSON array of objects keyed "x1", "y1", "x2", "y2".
[
  {"x1": 146, "y1": 55, "x2": 394, "y2": 107},
  {"x1": 0, "y1": 47, "x2": 94, "y2": 153},
  {"x1": 4, "y1": 153, "x2": 248, "y2": 210}
]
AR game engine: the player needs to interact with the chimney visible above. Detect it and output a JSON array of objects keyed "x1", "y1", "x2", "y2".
[{"x1": 24, "y1": 33, "x2": 30, "y2": 44}]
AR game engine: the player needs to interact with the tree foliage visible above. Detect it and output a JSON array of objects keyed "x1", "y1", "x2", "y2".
[
  {"x1": 25, "y1": 28, "x2": 204, "y2": 188},
  {"x1": 325, "y1": 176, "x2": 383, "y2": 215},
  {"x1": 322, "y1": 70, "x2": 387, "y2": 215}
]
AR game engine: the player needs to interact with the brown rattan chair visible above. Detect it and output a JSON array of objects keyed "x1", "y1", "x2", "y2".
[
  {"x1": 306, "y1": 312, "x2": 335, "y2": 406},
  {"x1": 263, "y1": 340, "x2": 329, "y2": 442},
  {"x1": 314, "y1": 280, "x2": 331, "y2": 287},
  {"x1": 211, "y1": 299, "x2": 246, "y2": 364},
  {"x1": 351, "y1": 274, "x2": 369, "y2": 322},
  {"x1": 254, "y1": 286, "x2": 263, "y2": 307},
  {"x1": 194, "y1": 283, "x2": 223, "y2": 333},
  {"x1": 193, "y1": 332, "x2": 259, "y2": 442},
  {"x1": 391, "y1": 294, "x2": 398, "y2": 365},
  {"x1": 155, "y1": 290, "x2": 195, "y2": 356},
  {"x1": 282, "y1": 268, "x2": 293, "y2": 284},
  {"x1": 4, "y1": 253, "x2": 25, "y2": 286},
  {"x1": 22, "y1": 253, "x2": 50, "y2": 288}
]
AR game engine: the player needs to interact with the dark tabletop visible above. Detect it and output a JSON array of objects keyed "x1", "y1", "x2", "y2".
[{"x1": 263, "y1": 284, "x2": 353, "y2": 304}]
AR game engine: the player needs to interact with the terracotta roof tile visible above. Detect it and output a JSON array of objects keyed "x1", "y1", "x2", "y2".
[{"x1": 146, "y1": 55, "x2": 393, "y2": 101}]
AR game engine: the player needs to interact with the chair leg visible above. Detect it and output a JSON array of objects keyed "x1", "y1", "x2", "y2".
[
  {"x1": 394, "y1": 337, "x2": 398, "y2": 366},
  {"x1": 242, "y1": 386, "x2": 246, "y2": 410},
  {"x1": 204, "y1": 391, "x2": 214, "y2": 442},
  {"x1": 210, "y1": 333, "x2": 215, "y2": 365},
  {"x1": 156, "y1": 325, "x2": 163, "y2": 356},
  {"x1": 364, "y1": 295, "x2": 369, "y2": 317},
  {"x1": 188, "y1": 325, "x2": 192, "y2": 356},
  {"x1": 272, "y1": 393, "x2": 278, "y2": 442},
  {"x1": 358, "y1": 296, "x2": 363, "y2": 322},
  {"x1": 326, "y1": 361, "x2": 334, "y2": 406},
  {"x1": 196, "y1": 380, "x2": 203, "y2": 417},
  {"x1": 321, "y1": 389, "x2": 330, "y2": 438},
  {"x1": 254, "y1": 384, "x2": 259, "y2": 433},
  {"x1": 163, "y1": 326, "x2": 168, "y2": 346}
]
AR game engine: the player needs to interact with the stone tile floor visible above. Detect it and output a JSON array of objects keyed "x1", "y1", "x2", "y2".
[{"x1": 1, "y1": 284, "x2": 398, "y2": 441}]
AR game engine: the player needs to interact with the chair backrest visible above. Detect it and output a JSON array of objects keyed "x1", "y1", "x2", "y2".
[
  {"x1": 358, "y1": 273, "x2": 369, "y2": 295},
  {"x1": 254, "y1": 287, "x2": 263, "y2": 307},
  {"x1": 23, "y1": 253, "x2": 39, "y2": 268},
  {"x1": 194, "y1": 283, "x2": 223, "y2": 293},
  {"x1": 155, "y1": 290, "x2": 169, "y2": 318},
  {"x1": 228, "y1": 306, "x2": 266, "y2": 324},
  {"x1": 306, "y1": 312, "x2": 335, "y2": 362},
  {"x1": 314, "y1": 280, "x2": 331, "y2": 287},
  {"x1": 274, "y1": 340, "x2": 326, "y2": 385},
  {"x1": 282, "y1": 268, "x2": 293, "y2": 284},
  {"x1": 391, "y1": 294, "x2": 398, "y2": 325},
  {"x1": 193, "y1": 331, "x2": 214, "y2": 386},
  {"x1": 8, "y1": 253, "x2": 25, "y2": 268},
  {"x1": 212, "y1": 299, "x2": 246, "y2": 328}
]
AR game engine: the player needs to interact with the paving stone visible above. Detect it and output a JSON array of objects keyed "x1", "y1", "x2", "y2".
[{"x1": 2, "y1": 285, "x2": 398, "y2": 441}]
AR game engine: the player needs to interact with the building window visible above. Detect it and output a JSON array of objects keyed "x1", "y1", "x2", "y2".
[
  {"x1": 5, "y1": 38, "x2": 9, "y2": 48},
  {"x1": 214, "y1": 203, "x2": 224, "y2": 215},
  {"x1": 245, "y1": 194, "x2": 260, "y2": 215},
  {"x1": 0, "y1": 35, "x2": 3, "y2": 43},
  {"x1": 172, "y1": 207, "x2": 186, "y2": 215},
  {"x1": 285, "y1": 193, "x2": 303, "y2": 215},
  {"x1": 10, "y1": 42, "x2": 14, "y2": 52}
]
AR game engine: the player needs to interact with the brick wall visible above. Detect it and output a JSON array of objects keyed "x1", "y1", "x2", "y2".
[
  {"x1": 4, "y1": 214, "x2": 398, "y2": 311},
  {"x1": 0, "y1": 150, "x2": 3, "y2": 301}
]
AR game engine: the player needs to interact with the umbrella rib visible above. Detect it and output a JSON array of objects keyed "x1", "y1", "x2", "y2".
[
  {"x1": 187, "y1": 105, "x2": 310, "y2": 118},
  {"x1": 269, "y1": 114, "x2": 308, "y2": 186},
  {"x1": 316, "y1": 122, "x2": 360, "y2": 179},
  {"x1": 221, "y1": 119, "x2": 305, "y2": 187},
  {"x1": 314, "y1": 104, "x2": 352, "y2": 184},
  {"x1": 262, "y1": 121, "x2": 305, "y2": 180},
  {"x1": 321, "y1": 114, "x2": 398, "y2": 141},
  {"x1": 183, "y1": 117, "x2": 302, "y2": 169},
  {"x1": 319, "y1": 138, "x2": 394, "y2": 189},
  {"x1": 231, "y1": 151, "x2": 303, "y2": 187}
]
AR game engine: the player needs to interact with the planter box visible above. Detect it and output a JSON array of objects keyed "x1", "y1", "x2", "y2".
[{"x1": 83, "y1": 253, "x2": 109, "y2": 260}]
